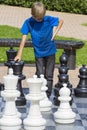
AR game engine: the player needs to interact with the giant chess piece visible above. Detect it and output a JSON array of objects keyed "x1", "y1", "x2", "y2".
[
  {"x1": 54, "y1": 83, "x2": 76, "y2": 124},
  {"x1": 2, "y1": 44, "x2": 17, "y2": 92},
  {"x1": 4, "y1": 44, "x2": 17, "y2": 68},
  {"x1": 53, "y1": 52, "x2": 73, "y2": 106},
  {"x1": 39, "y1": 74, "x2": 52, "y2": 112},
  {"x1": 0, "y1": 83, "x2": 4, "y2": 91},
  {"x1": 74, "y1": 64, "x2": 87, "y2": 97},
  {"x1": 4, "y1": 45, "x2": 26, "y2": 106},
  {"x1": 0, "y1": 68, "x2": 22, "y2": 130},
  {"x1": 11, "y1": 60, "x2": 26, "y2": 106},
  {"x1": 23, "y1": 75, "x2": 46, "y2": 130}
]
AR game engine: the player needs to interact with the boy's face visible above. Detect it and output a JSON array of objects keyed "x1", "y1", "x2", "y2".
[{"x1": 32, "y1": 16, "x2": 43, "y2": 22}]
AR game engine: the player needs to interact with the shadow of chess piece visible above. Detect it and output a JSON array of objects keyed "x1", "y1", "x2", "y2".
[
  {"x1": 74, "y1": 64, "x2": 87, "y2": 97},
  {"x1": 53, "y1": 52, "x2": 73, "y2": 106},
  {"x1": 11, "y1": 60, "x2": 26, "y2": 106}
]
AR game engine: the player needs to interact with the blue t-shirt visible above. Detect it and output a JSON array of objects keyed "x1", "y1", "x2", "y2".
[{"x1": 20, "y1": 16, "x2": 59, "y2": 58}]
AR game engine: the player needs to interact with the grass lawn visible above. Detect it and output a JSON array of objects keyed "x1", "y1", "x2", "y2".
[
  {"x1": 0, "y1": 25, "x2": 87, "y2": 66},
  {"x1": 82, "y1": 23, "x2": 87, "y2": 26}
]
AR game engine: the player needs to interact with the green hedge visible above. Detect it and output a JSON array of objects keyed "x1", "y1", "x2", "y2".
[{"x1": 0, "y1": 0, "x2": 87, "y2": 14}]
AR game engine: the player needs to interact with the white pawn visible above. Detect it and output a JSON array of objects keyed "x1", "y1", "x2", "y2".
[
  {"x1": 40, "y1": 74, "x2": 52, "y2": 111},
  {"x1": 0, "y1": 68, "x2": 22, "y2": 130},
  {"x1": 54, "y1": 83, "x2": 76, "y2": 124}
]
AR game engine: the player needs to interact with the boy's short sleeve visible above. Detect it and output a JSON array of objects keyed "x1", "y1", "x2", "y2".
[
  {"x1": 20, "y1": 19, "x2": 30, "y2": 35},
  {"x1": 49, "y1": 16, "x2": 59, "y2": 26}
]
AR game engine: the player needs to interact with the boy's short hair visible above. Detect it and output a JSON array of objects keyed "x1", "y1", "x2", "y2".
[{"x1": 31, "y1": 2, "x2": 46, "y2": 19}]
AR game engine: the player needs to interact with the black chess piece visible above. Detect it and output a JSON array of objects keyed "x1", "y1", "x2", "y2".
[
  {"x1": 4, "y1": 44, "x2": 17, "y2": 68},
  {"x1": 74, "y1": 64, "x2": 87, "y2": 97},
  {"x1": 53, "y1": 51, "x2": 73, "y2": 106},
  {"x1": 11, "y1": 60, "x2": 26, "y2": 106},
  {"x1": 4, "y1": 45, "x2": 26, "y2": 106},
  {"x1": 0, "y1": 83, "x2": 4, "y2": 91}
]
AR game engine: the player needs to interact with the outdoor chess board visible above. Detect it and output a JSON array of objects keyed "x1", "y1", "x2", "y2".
[{"x1": 0, "y1": 88, "x2": 87, "y2": 130}]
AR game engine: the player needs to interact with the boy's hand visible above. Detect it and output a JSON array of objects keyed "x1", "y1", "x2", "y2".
[
  {"x1": 14, "y1": 55, "x2": 21, "y2": 62},
  {"x1": 13, "y1": 35, "x2": 27, "y2": 62}
]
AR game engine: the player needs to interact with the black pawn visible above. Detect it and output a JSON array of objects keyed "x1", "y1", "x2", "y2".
[
  {"x1": 74, "y1": 64, "x2": 87, "y2": 97},
  {"x1": 11, "y1": 60, "x2": 26, "y2": 106},
  {"x1": 53, "y1": 52, "x2": 73, "y2": 106}
]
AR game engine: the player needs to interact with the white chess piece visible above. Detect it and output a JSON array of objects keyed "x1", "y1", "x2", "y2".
[
  {"x1": 23, "y1": 75, "x2": 46, "y2": 130},
  {"x1": 0, "y1": 68, "x2": 22, "y2": 130},
  {"x1": 54, "y1": 83, "x2": 76, "y2": 124},
  {"x1": 40, "y1": 74, "x2": 52, "y2": 111}
]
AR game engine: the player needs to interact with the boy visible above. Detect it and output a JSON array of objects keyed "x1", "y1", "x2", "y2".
[{"x1": 14, "y1": 2, "x2": 63, "y2": 98}]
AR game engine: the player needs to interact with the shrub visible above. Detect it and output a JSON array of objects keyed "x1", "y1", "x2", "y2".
[{"x1": 0, "y1": 0, "x2": 87, "y2": 14}]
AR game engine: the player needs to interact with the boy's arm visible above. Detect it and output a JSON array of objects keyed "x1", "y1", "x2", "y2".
[
  {"x1": 14, "y1": 35, "x2": 27, "y2": 61},
  {"x1": 51, "y1": 19, "x2": 63, "y2": 40}
]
